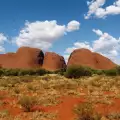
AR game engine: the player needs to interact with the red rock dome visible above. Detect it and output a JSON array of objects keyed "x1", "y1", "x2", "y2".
[
  {"x1": 67, "y1": 48, "x2": 116, "y2": 70},
  {"x1": 0, "y1": 47, "x2": 44, "y2": 69},
  {"x1": 42, "y1": 52, "x2": 66, "y2": 71}
]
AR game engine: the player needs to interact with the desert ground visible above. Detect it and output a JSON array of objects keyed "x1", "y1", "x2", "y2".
[{"x1": 0, "y1": 74, "x2": 120, "y2": 120}]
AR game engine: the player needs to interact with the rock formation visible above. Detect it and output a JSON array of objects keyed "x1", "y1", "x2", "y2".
[
  {"x1": 0, "y1": 47, "x2": 117, "y2": 71},
  {"x1": 0, "y1": 47, "x2": 44, "y2": 69},
  {"x1": 42, "y1": 52, "x2": 66, "y2": 71},
  {"x1": 67, "y1": 48, "x2": 116, "y2": 70}
]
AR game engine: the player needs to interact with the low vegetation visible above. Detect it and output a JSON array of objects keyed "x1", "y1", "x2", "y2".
[
  {"x1": 65, "y1": 66, "x2": 92, "y2": 78},
  {"x1": 65, "y1": 65, "x2": 120, "y2": 78},
  {"x1": 74, "y1": 103, "x2": 102, "y2": 120},
  {"x1": 0, "y1": 66, "x2": 120, "y2": 119},
  {"x1": 0, "y1": 65, "x2": 120, "y2": 78},
  {"x1": 18, "y1": 96, "x2": 38, "y2": 112},
  {"x1": 0, "y1": 68, "x2": 50, "y2": 76}
]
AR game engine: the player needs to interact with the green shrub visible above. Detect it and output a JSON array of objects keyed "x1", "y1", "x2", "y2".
[
  {"x1": 116, "y1": 66, "x2": 120, "y2": 75},
  {"x1": 20, "y1": 69, "x2": 36, "y2": 76},
  {"x1": 18, "y1": 69, "x2": 30, "y2": 76},
  {"x1": 65, "y1": 66, "x2": 92, "y2": 79},
  {"x1": 0, "y1": 69, "x2": 4, "y2": 76},
  {"x1": 35, "y1": 68, "x2": 50, "y2": 75},
  {"x1": 18, "y1": 96, "x2": 38, "y2": 112},
  {"x1": 54, "y1": 68, "x2": 66, "y2": 75},
  {"x1": 3, "y1": 69, "x2": 19, "y2": 76},
  {"x1": 91, "y1": 69, "x2": 104, "y2": 75},
  {"x1": 104, "y1": 69, "x2": 117, "y2": 76},
  {"x1": 0, "y1": 68, "x2": 49, "y2": 76}
]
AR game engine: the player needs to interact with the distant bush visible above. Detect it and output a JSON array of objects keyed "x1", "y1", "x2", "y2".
[
  {"x1": 65, "y1": 66, "x2": 92, "y2": 79},
  {"x1": 91, "y1": 69, "x2": 104, "y2": 75},
  {"x1": 116, "y1": 66, "x2": 120, "y2": 75},
  {"x1": 35, "y1": 68, "x2": 51, "y2": 76},
  {"x1": 0, "y1": 68, "x2": 50, "y2": 76},
  {"x1": 103, "y1": 69, "x2": 117, "y2": 76},
  {"x1": 0, "y1": 69, "x2": 4, "y2": 76},
  {"x1": 3, "y1": 69, "x2": 19, "y2": 76},
  {"x1": 54, "y1": 68, "x2": 66, "y2": 75}
]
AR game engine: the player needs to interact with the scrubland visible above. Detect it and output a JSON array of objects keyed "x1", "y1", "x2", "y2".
[{"x1": 0, "y1": 74, "x2": 120, "y2": 120}]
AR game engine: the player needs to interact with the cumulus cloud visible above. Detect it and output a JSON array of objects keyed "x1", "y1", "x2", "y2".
[
  {"x1": 15, "y1": 20, "x2": 80, "y2": 51},
  {"x1": 0, "y1": 33, "x2": 7, "y2": 52},
  {"x1": 93, "y1": 29, "x2": 103, "y2": 36},
  {"x1": 85, "y1": 0, "x2": 120, "y2": 19},
  {"x1": 64, "y1": 29, "x2": 120, "y2": 64},
  {"x1": 66, "y1": 20, "x2": 80, "y2": 32}
]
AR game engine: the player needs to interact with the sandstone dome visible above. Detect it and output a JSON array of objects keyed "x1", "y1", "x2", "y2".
[
  {"x1": 67, "y1": 48, "x2": 116, "y2": 70},
  {"x1": 42, "y1": 52, "x2": 66, "y2": 71}
]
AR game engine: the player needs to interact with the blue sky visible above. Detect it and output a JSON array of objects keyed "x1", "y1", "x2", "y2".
[{"x1": 0, "y1": 0, "x2": 120, "y2": 63}]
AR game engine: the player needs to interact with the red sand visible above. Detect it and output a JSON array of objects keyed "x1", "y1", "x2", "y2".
[{"x1": 0, "y1": 90, "x2": 120, "y2": 120}]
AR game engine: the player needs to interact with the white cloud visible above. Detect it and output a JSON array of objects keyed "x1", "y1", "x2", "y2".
[
  {"x1": 85, "y1": 0, "x2": 120, "y2": 19},
  {"x1": 0, "y1": 46, "x2": 5, "y2": 52},
  {"x1": 67, "y1": 20, "x2": 80, "y2": 32},
  {"x1": 92, "y1": 31, "x2": 120, "y2": 54},
  {"x1": 64, "y1": 29, "x2": 120, "y2": 64},
  {"x1": 93, "y1": 29, "x2": 103, "y2": 36},
  {"x1": 0, "y1": 33, "x2": 7, "y2": 44},
  {"x1": 15, "y1": 20, "x2": 80, "y2": 51},
  {"x1": 0, "y1": 33, "x2": 7, "y2": 52}
]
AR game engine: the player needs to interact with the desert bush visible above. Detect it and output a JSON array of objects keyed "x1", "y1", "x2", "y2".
[
  {"x1": 65, "y1": 66, "x2": 92, "y2": 79},
  {"x1": 35, "y1": 68, "x2": 50, "y2": 76},
  {"x1": 116, "y1": 66, "x2": 120, "y2": 75},
  {"x1": 0, "y1": 69, "x2": 4, "y2": 76},
  {"x1": 14, "y1": 88, "x2": 20, "y2": 94},
  {"x1": 18, "y1": 96, "x2": 38, "y2": 112},
  {"x1": 74, "y1": 103, "x2": 101, "y2": 120},
  {"x1": 18, "y1": 69, "x2": 36, "y2": 76},
  {"x1": 0, "y1": 68, "x2": 50, "y2": 76},
  {"x1": 3, "y1": 69, "x2": 19, "y2": 76},
  {"x1": 91, "y1": 69, "x2": 104, "y2": 75},
  {"x1": 18, "y1": 69, "x2": 28, "y2": 76},
  {"x1": 103, "y1": 69, "x2": 117, "y2": 76},
  {"x1": 106, "y1": 112, "x2": 120, "y2": 120},
  {"x1": 0, "y1": 81, "x2": 8, "y2": 87},
  {"x1": 54, "y1": 68, "x2": 66, "y2": 75},
  {"x1": 0, "y1": 109, "x2": 10, "y2": 118},
  {"x1": 27, "y1": 84, "x2": 36, "y2": 91}
]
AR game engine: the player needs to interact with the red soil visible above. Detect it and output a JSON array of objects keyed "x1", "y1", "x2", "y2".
[
  {"x1": 0, "y1": 91, "x2": 120, "y2": 120},
  {"x1": 0, "y1": 105, "x2": 22, "y2": 116},
  {"x1": 32, "y1": 96, "x2": 85, "y2": 120},
  {"x1": 95, "y1": 98, "x2": 120, "y2": 115}
]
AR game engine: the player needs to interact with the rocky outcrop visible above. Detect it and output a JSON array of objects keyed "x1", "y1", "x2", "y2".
[
  {"x1": 0, "y1": 47, "x2": 44, "y2": 69},
  {"x1": 0, "y1": 47, "x2": 117, "y2": 71},
  {"x1": 42, "y1": 52, "x2": 66, "y2": 71},
  {"x1": 67, "y1": 48, "x2": 116, "y2": 70}
]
